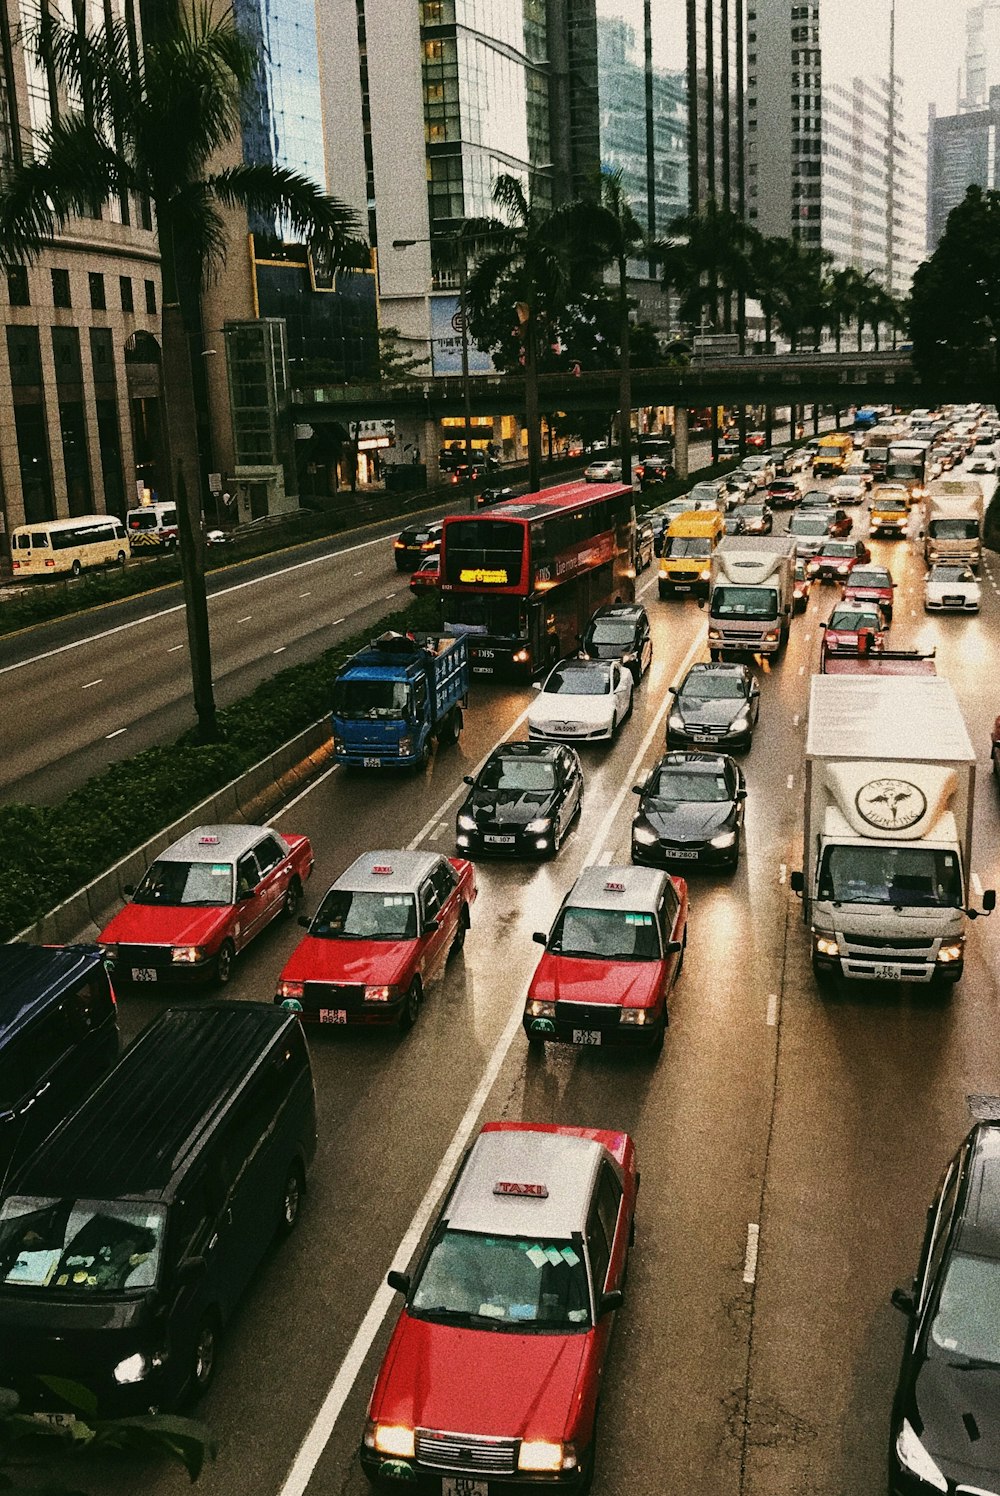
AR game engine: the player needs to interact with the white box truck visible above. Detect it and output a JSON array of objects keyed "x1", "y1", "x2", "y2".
[
  {"x1": 921, "y1": 480, "x2": 986, "y2": 568},
  {"x1": 791, "y1": 676, "x2": 994, "y2": 987},
  {"x1": 707, "y1": 536, "x2": 796, "y2": 658}
]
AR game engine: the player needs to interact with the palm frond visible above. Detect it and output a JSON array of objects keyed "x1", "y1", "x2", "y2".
[
  {"x1": 491, "y1": 174, "x2": 529, "y2": 228},
  {"x1": 141, "y1": 6, "x2": 256, "y2": 185},
  {"x1": 0, "y1": 113, "x2": 130, "y2": 267},
  {"x1": 208, "y1": 164, "x2": 367, "y2": 268}
]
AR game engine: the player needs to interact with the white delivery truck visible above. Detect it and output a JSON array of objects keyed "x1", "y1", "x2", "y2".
[
  {"x1": 707, "y1": 536, "x2": 796, "y2": 659},
  {"x1": 791, "y1": 676, "x2": 994, "y2": 988},
  {"x1": 921, "y1": 480, "x2": 986, "y2": 568}
]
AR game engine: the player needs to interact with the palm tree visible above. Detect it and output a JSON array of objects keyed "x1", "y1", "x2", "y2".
[
  {"x1": 466, "y1": 176, "x2": 590, "y2": 492},
  {"x1": 748, "y1": 235, "x2": 793, "y2": 348},
  {"x1": 0, "y1": 5, "x2": 364, "y2": 740},
  {"x1": 827, "y1": 267, "x2": 865, "y2": 353},
  {"x1": 656, "y1": 200, "x2": 757, "y2": 345}
]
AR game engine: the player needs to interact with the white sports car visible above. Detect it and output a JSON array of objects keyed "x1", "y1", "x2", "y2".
[
  {"x1": 528, "y1": 658, "x2": 633, "y2": 742},
  {"x1": 924, "y1": 564, "x2": 981, "y2": 612}
]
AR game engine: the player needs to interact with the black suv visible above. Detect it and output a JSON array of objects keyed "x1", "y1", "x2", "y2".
[
  {"x1": 666, "y1": 662, "x2": 760, "y2": 753},
  {"x1": 579, "y1": 603, "x2": 652, "y2": 682}
]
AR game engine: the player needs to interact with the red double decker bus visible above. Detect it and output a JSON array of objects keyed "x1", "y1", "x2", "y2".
[{"x1": 439, "y1": 481, "x2": 635, "y2": 676}]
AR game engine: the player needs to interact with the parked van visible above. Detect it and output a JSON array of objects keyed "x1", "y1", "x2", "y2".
[
  {"x1": 0, "y1": 1002, "x2": 316, "y2": 1412},
  {"x1": 10, "y1": 515, "x2": 130, "y2": 578},
  {"x1": 0, "y1": 945, "x2": 119, "y2": 1185},
  {"x1": 658, "y1": 510, "x2": 724, "y2": 598},
  {"x1": 126, "y1": 502, "x2": 178, "y2": 551}
]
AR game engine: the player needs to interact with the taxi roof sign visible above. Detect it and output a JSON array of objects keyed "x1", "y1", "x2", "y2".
[
  {"x1": 604, "y1": 880, "x2": 626, "y2": 892},
  {"x1": 198, "y1": 835, "x2": 221, "y2": 845},
  {"x1": 371, "y1": 865, "x2": 393, "y2": 875},
  {"x1": 493, "y1": 1181, "x2": 549, "y2": 1198}
]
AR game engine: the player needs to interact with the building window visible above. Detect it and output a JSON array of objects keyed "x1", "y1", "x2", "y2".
[
  {"x1": 144, "y1": 279, "x2": 156, "y2": 314},
  {"x1": 51, "y1": 268, "x2": 71, "y2": 307},
  {"x1": 88, "y1": 271, "x2": 106, "y2": 311},
  {"x1": 7, "y1": 265, "x2": 29, "y2": 306},
  {"x1": 119, "y1": 275, "x2": 133, "y2": 313}
]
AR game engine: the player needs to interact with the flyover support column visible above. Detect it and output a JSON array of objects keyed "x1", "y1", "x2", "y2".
[
  {"x1": 421, "y1": 417, "x2": 443, "y2": 488},
  {"x1": 674, "y1": 405, "x2": 689, "y2": 481},
  {"x1": 813, "y1": 404, "x2": 820, "y2": 436}
]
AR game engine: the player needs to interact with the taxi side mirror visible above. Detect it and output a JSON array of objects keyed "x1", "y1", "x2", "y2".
[
  {"x1": 632, "y1": 785, "x2": 643, "y2": 795},
  {"x1": 664, "y1": 940, "x2": 682, "y2": 955},
  {"x1": 532, "y1": 931, "x2": 547, "y2": 945},
  {"x1": 737, "y1": 788, "x2": 747, "y2": 801},
  {"x1": 424, "y1": 919, "x2": 440, "y2": 934},
  {"x1": 387, "y1": 1270, "x2": 411, "y2": 1295},
  {"x1": 123, "y1": 883, "x2": 135, "y2": 896},
  {"x1": 984, "y1": 889, "x2": 997, "y2": 915},
  {"x1": 598, "y1": 1289, "x2": 623, "y2": 1317},
  {"x1": 891, "y1": 1286, "x2": 916, "y2": 1317},
  {"x1": 463, "y1": 775, "x2": 475, "y2": 786},
  {"x1": 297, "y1": 915, "x2": 311, "y2": 928}
]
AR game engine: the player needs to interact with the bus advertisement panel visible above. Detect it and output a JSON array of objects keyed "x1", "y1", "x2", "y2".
[{"x1": 439, "y1": 481, "x2": 635, "y2": 677}]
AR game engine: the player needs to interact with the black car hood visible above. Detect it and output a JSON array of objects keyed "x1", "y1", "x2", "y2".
[
  {"x1": 908, "y1": 1353, "x2": 1000, "y2": 1483},
  {"x1": 640, "y1": 799, "x2": 734, "y2": 840},
  {"x1": 467, "y1": 789, "x2": 557, "y2": 827},
  {"x1": 678, "y1": 697, "x2": 743, "y2": 728}
]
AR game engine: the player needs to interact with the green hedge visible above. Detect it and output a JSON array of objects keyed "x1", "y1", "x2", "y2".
[{"x1": 0, "y1": 593, "x2": 438, "y2": 942}]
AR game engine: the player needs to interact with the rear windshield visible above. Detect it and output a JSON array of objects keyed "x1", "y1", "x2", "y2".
[{"x1": 0, "y1": 1197, "x2": 165, "y2": 1294}]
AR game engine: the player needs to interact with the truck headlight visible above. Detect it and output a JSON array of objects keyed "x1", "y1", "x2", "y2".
[
  {"x1": 518, "y1": 1440, "x2": 577, "y2": 1473},
  {"x1": 368, "y1": 1422, "x2": 415, "y2": 1459},
  {"x1": 895, "y1": 1419, "x2": 947, "y2": 1491},
  {"x1": 398, "y1": 736, "x2": 413, "y2": 755},
  {"x1": 525, "y1": 818, "x2": 553, "y2": 834},
  {"x1": 525, "y1": 998, "x2": 555, "y2": 1018},
  {"x1": 815, "y1": 936, "x2": 839, "y2": 958},
  {"x1": 113, "y1": 1352, "x2": 150, "y2": 1384},
  {"x1": 277, "y1": 980, "x2": 304, "y2": 1000},
  {"x1": 699, "y1": 568, "x2": 711, "y2": 580},
  {"x1": 620, "y1": 1008, "x2": 651, "y2": 1026},
  {"x1": 333, "y1": 736, "x2": 345, "y2": 753},
  {"x1": 763, "y1": 628, "x2": 780, "y2": 642},
  {"x1": 632, "y1": 822, "x2": 659, "y2": 845},
  {"x1": 708, "y1": 628, "x2": 722, "y2": 640},
  {"x1": 710, "y1": 830, "x2": 736, "y2": 848},
  {"x1": 171, "y1": 946, "x2": 204, "y2": 964},
  {"x1": 936, "y1": 943, "x2": 963, "y2": 964},
  {"x1": 457, "y1": 813, "x2": 476, "y2": 831}
]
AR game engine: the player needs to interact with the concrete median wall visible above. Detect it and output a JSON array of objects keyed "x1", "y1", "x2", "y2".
[{"x1": 15, "y1": 719, "x2": 334, "y2": 948}]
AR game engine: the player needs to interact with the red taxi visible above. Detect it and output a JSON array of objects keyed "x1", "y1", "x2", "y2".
[
  {"x1": 409, "y1": 553, "x2": 441, "y2": 595},
  {"x1": 98, "y1": 823, "x2": 314, "y2": 986},
  {"x1": 523, "y1": 865, "x2": 686, "y2": 1055},
  {"x1": 807, "y1": 537, "x2": 871, "y2": 583},
  {"x1": 792, "y1": 558, "x2": 812, "y2": 613},
  {"x1": 362, "y1": 1120, "x2": 638, "y2": 1493},
  {"x1": 820, "y1": 602, "x2": 887, "y2": 652},
  {"x1": 275, "y1": 850, "x2": 476, "y2": 1031},
  {"x1": 842, "y1": 562, "x2": 896, "y2": 621}
]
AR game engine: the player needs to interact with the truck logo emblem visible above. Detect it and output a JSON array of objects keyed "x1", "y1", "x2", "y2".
[{"x1": 855, "y1": 778, "x2": 927, "y2": 830}]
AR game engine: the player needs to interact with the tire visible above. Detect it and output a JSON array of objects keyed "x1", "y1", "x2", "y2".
[
  {"x1": 214, "y1": 938, "x2": 235, "y2": 986},
  {"x1": 710, "y1": 649, "x2": 721, "y2": 662},
  {"x1": 625, "y1": 689, "x2": 634, "y2": 721},
  {"x1": 812, "y1": 958, "x2": 836, "y2": 989},
  {"x1": 676, "y1": 931, "x2": 686, "y2": 975},
  {"x1": 398, "y1": 978, "x2": 421, "y2": 1031},
  {"x1": 71, "y1": 559, "x2": 82, "y2": 578},
  {"x1": 186, "y1": 1315, "x2": 220, "y2": 1403},
  {"x1": 449, "y1": 905, "x2": 469, "y2": 958},
  {"x1": 278, "y1": 1162, "x2": 305, "y2": 1236},
  {"x1": 527, "y1": 1032, "x2": 546, "y2": 1052},
  {"x1": 283, "y1": 877, "x2": 303, "y2": 921},
  {"x1": 610, "y1": 714, "x2": 618, "y2": 739},
  {"x1": 116, "y1": 550, "x2": 127, "y2": 567}
]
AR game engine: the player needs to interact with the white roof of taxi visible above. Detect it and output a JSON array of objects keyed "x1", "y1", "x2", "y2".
[
  {"x1": 335, "y1": 849, "x2": 440, "y2": 894},
  {"x1": 447, "y1": 1129, "x2": 604, "y2": 1239},
  {"x1": 163, "y1": 824, "x2": 281, "y2": 864},
  {"x1": 565, "y1": 863, "x2": 669, "y2": 914}
]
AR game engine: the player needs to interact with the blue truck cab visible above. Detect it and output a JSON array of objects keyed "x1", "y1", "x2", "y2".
[{"x1": 331, "y1": 632, "x2": 469, "y2": 768}]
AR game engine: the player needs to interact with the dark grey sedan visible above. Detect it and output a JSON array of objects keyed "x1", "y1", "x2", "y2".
[
  {"x1": 631, "y1": 752, "x2": 746, "y2": 871},
  {"x1": 666, "y1": 662, "x2": 761, "y2": 753}
]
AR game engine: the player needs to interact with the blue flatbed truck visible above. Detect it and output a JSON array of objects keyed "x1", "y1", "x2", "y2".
[{"x1": 331, "y1": 632, "x2": 469, "y2": 768}]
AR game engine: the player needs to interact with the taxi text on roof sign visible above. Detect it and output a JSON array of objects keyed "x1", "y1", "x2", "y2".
[
  {"x1": 604, "y1": 881, "x2": 626, "y2": 892},
  {"x1": 372, "y1": 865, "x2": 393, "y2": 875},
  {"x1": 459, "y1": 567, "x2": 509, "y2": 585},
  {"x1": 493, "y1": 1182, "x2": 549, "y2": 1198},
  {"x1": 199, "y1": 835, "x2": 220, "y2": 845}
]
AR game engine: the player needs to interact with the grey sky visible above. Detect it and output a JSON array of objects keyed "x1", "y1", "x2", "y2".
[{"x1": 823, "y1": 0, "x2": 967, "y2": 130}]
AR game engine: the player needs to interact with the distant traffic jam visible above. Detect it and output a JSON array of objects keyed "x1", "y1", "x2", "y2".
[{"x1": 4, "y1": 401, "x2": 1000, "y2": 1494}]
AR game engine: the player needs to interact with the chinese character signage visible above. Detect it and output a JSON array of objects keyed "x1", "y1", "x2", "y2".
[{"x1": 430, "y1": 295, "x2": 494, "y2": 376}]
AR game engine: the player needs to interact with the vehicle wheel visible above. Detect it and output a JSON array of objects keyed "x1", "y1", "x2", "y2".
[
  {"x1": 625, "y1": 690, "x2": 634, "y2": 721},
  {"x1": 812, "y1": 958, "x2": 835, "y2": 989},
  {"x1": 71, "y1": 559, "x2": 82, "y2": 578},
  {"x1": 648, "y1": 1017, "x2": 666, "y2": 1055},
  {"x1": 710, "y1": 649, "x2": 721, "y2": 662},
  {"x1": 283, "y1": 878, "x2": 303, "y2": 921},
  {"x1": 398, "y1": 979, "x2": 421, "y2": 1031},
  {"x1": 658, "y1": 585, "x2": 668, "y2": 601},
  {"x1": 677, "y1": 931, "x2": 687, "y2": 975},
  {"x1": 449, "y1": 905, "x2": 469, "y2": 958},
  {"x1": 117, "y1": 550, "x2": 127, "y2": 567},
  {"x1": 186, "y1": 1315, "x2": 220, "y2": 1403},
  {"x1": 278, "y1": 1162, "x2": 305, "y2": 1235},
  {"x1": 526, "y1": 1031, "x2": 546, "y2": 1052},
  {"x1": 214, "y1": 939, "x2": 235, "y2": 986},
  {"x1": 610, "y1": 713, "x2": 618, "y2": 738}
]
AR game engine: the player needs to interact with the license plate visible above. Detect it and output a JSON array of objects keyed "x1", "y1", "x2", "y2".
[
  {"x1": 572, "y1": 1029, "x2": 602, "y2": 1045},
  {"x1": 442, "y1": 1480, "x2": 488, "y2": 1496},
  {"x1": 673, "y1": 583, "x2": 692, "y2": 592},
  {"x1": 319, "y1": 1009, "x2": 348, "y2": 1024},
  {"x1": 131, "y1": 967, "x2": 157, "y2": 982},
  {"x1": 871, "y1": 964, "x2": 902, "y2": 982},
  {"x1": 363, "y1": 757, "x2": 380, "y2": 768},
  {"x1": 692, "y1": 733, "x2": 715, "y2": 743},
  {"x1": 485, "y1": 834, "x2": 515, "y2": 844},
  {"x1": 669, "y1": 849, "x2": 699, "y2": 860},
  {"x1": 942, "y1": 596, "x2": 964, "y2": 605},
  {"x1": 472, "y1": 665, "x2": 494, "y2": 674}
]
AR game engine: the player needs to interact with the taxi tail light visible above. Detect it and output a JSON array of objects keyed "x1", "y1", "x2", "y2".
[
  {"x1": 278, "y1": 980, "x2": 304, "y2": 1000},
  {"x1": 365, "y1": 985, "x2": 398, "y2": 1002}
]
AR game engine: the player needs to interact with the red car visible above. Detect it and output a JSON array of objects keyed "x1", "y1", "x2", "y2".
[
  {"x1": 767, "y1": 479, "x2": 801, "y2": 509},
  {"x1": 792, "y1": 559, "x2": 812, "y2": 613},
  {"x1": 820, "y1": 603, "x2": 887, "y2": 661},
  {"x1": 99, "y1": 823, "x2": 314, "y2": 986},
  {"x1": 362, "y1": 1120, "x2": 638, "y2": 1492},
  {"x1": 807, "y1": 538, "x2": 871, "y2": 583},
  {"x1": 275, "y1": 849, "x2": 476, "y2": 1030},
  {"x1": 523, "y1": 864, "x2": 686, "y2": 1054},
  {"x1": 409, "y1": 553, "x2": 440, "y2": 594},
  {"x1": 843, "y1": 563, "x2": 896, "y2": 620}
]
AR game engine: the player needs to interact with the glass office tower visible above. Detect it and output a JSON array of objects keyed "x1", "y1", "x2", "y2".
[{"x1": 234, "y1": 0, "x2": 327, "y2": 193}]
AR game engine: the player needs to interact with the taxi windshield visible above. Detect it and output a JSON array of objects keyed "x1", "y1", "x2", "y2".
[
  {"x1": 410, "y1": 1228, "x2": 591, "y2": 1331},
  {"x1": 545, "y1": 666, "x2": 610, "y2": 696},
  {"x1": 332, "y1": 680, "x2": 411, "y2": 721},
  {"x1": 310, "y1": 888, "x2": 417, "y2": 940},
  {"x1": 0, "y1": 1196, "x2": 165, "y2": 1294},
  {"x1": 848, "y1": 570, "x2": 889, "y2": 588},
  {"x1": 479, "y1": 758, "x2": 556, "y2": 793},
  {"x1": 829, "y1": 609, "x2": 880, "y2": 631},
  {"x1": 931, "y1": 1253, "x2": 1000, "y2": 1365},
  {"x1": 548, "y1": 905, "x2": 661, "y2": 961},
  {"x1": 133, "y1": 859, "x2": 233, "y2": 906}
]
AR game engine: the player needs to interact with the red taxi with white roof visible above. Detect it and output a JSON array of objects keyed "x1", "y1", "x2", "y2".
[
  {"x1": 523, "y1": 865, "x2": 686, "y2": 1054},
  {"x1": 842, "y1": 562, "x2": 896, "y2": 620},
  {"x1": 98, "y1": 823, "x2": 314, "y2": 986},
  {"x1": 275, "y1": 850, "x2": 476, "y2": 1030},
  {"x1": 361, "y1": 1120, "x2": 638, "y2": 1492}
]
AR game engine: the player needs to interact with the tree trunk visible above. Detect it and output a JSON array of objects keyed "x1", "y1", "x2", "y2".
[
  {"x1": 160, "y1": 298, "x2": 216, "y2": 741},
  {"x1": 525, "y1": 309, "x2": 542, "y2": 493},
  {"x1": 873, "y1": 321, "x2": 881, "y2": 352},
  {"x1": 856, "y1": 315, "x2": 863, "y2": 353},
  {"x1": 835, "y1": 317, "x2": 842, "y2": 354},
  {"x1": 618, "y1": 254, "x2": 633, "y2": 486}
]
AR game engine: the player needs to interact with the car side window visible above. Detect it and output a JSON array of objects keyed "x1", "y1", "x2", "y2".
[
  {"x1": 921, "y1": 1162, "x2": 962, "y2": 1311},
  {"x1": 662, "y1": 879, "x2": 680, "y2": 926},
  {"x1": 432, "y1": 860, "x2": 457, "y2": 904},
  {"x1": 595, "y1": 1166, "x2": 623, "y2": 1256},
  {"x1": 254, "y1": 836, "x2": 285, "y2": 876},
  {"x1": 235, "y1": 852, "x2": 260, "y2": 898},
  {"x1": 173, "y1": 1178, "x2": 213, "y2": 1261},
  {"x1": 413, "y1": 678, "x2": 427, "y2": 717},
  {"x1": 419, "y1": 878, "x2": 441, "y2": 924},
  {"x1": 586, "y1": 1204, "x2": 612, "y2": 1296}
]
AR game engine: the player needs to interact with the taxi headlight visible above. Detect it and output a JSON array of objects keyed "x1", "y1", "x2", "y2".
[
  {"x1": 278, "y1": 980, "x2": 304, "y2": 1000},
  {"x1": 937, "y1": 943, "x2": 963, "y2": 964},
  {"x1": 365, "y1": 985, "x2": 400, "y2": 1003},
  {"x1": 620, "y1": 1008, "x2": 651, "y2": 1026},
  {"x1": 525, "y1": 998, "x2": 555, "y2": 1019},
  {"x1": 894, "y1": 1419, "x2": 947, "y2": 1491},
  {"x1": 371, "y1": 1423, "x2": 416, "y2": 1459},
  {"x1": 457, "y1": 812, "x2": 477, "y2": 831},
  {"x1": 525, "y1": 818, "x2": 552, "y2": 834},
  {"x1": 518, "y1": 1440, "x2": 576, "y2": 1473},
  {"x1": 113, "y1": 1352, "x2": 149, "y2": 1384},
  {"x1": 171, "y1": 946, "x2": 204, "y2": 964},
  {"x1": 632, "y1": 821, "x2": 659, "y2": 845},
  {"x1": 815, "y1": 936, "x2": 839, "y2": 958}
]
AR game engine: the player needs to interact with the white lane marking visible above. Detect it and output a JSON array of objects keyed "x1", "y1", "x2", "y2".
[
  {"x1": 786, "y1": 774, "x2": 794, "y2": 789},
  {"x1": 743, "y1": 1223, "x2": 760, "y2": 1285},
  {"x1": 277, "y1": 625, "x2": 705, "y2": 1496},
  {"x1": 803, "y1": 633, "x2": 811, "y2": 642},
  {"x1": 331, "y1": 617, "x2": 345, "y2": 626},
  {"x1": 105, "y1": 728, "x2": 126, "y2": 739},
  {"x1": 353, "y1": 569, "x2": 363, "y2": 576},
  {"x1": 82, "y1": 678, "x2": 103, "y2": 690},
  {"x1": 270, "y1": 761, "x2": 339, "y2": 820},
  {"x1": 0, "y1": 529, "x2": 397, "y2": 677},
  {"x1": 973, "y1": 872, "x2": 984, "y2": 898},
  {"x1": 766, "y1": 994, "x2": 778, "y2": 1026},
  {"x1": 600, "y1": 846, "x2": 615, "y2": 864},
  {"x1": 798, "y1": 665, "x2": 805, "y2": 676},
  {"x1": 238, "y1": 615, "x2": 252, "y2": 624},
  {"x1": 300, "y1": 591, "x2": 311, "y2": 598},
  {"x1": 384, "y1": 592, "x2": 397, "y2": 600},
  {"x1": 778, "y1": 863, "x2": 787, "y2": 885},
  {"x1": 167, "y1": 643, "x2": 184, "y2": 652},
  {"x1": 792, "y1": 713, "x2": 800, "y2": 726},
  {"x1": 273, "y1": 646, "x2": 286, "y2": 655}
]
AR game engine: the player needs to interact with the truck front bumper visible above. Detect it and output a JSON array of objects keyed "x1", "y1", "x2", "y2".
[{"x1": 811, "y1": 934, "x2": 963, "y2": 984}]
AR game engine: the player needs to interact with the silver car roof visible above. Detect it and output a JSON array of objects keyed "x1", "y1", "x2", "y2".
[
  {"x1": 564, "y1": 863, "x2": 669, "y2": 914},
  {"x1": 161, "y1": 824, "x2": 282, "y2": 864},
  {"x1": 334, "y1": 849, "x2": 440, "y2": 894},
  {"x1": 447, "y1": 1128, "x2": 605, "y2": 1238}
]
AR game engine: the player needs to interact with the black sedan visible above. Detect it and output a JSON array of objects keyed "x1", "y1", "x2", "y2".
[
  {"x1": 455, "y1": 742, "x2": 583, "y2": 859},
  {"x1": 579, "y1": 602, "x2": 652, "y2": 682},
  {"x1": 393, "y1": 521, "x2": 443, "y2": 571},
  {"x1": 476, "y1": 485, "x2": 514, "y2": 509},
  {"x1": 890, "y1": 1121, "x2": 1000, "y2": 1495},
  {"x1": 631, "y1": 752, "x2": 746, "y2": 871},
  {"x1": 666, "y1": 662, "x2": 760, "y2": 753}
]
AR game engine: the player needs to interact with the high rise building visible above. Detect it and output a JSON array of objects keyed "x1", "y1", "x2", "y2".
[
  {"x1": 688, "y1": 0, "x2": 746, "y2": 213},
  {"x1": 0, "y1": 0, "x2": 162, "y2": 543},
  {"x1": 963, "y1": 1, "x2": 1000, "y2": 109},
  {"x1": 927, "y1": 87, "x2": 1000, "y2": 251}
]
